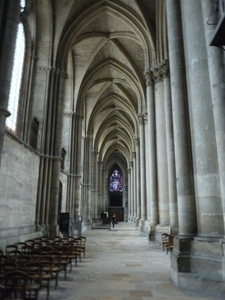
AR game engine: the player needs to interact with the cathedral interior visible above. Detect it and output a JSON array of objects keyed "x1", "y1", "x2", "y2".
[{"x1": 1, "y1": 0, "x2": 225, "y2": 297}]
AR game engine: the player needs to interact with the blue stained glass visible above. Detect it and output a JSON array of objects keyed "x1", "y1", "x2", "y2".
[{"x1": 109, "y1": 169, "x2": 123, "y2": 192}]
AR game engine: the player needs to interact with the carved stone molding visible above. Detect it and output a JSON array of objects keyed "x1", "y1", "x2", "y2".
[
  {"x1": 137, "y1": 113, "x2": 147, "y2": 125},
  {"x1": 134, "y1": 136, "x2": 140, "y2": 145},
  {"x1": 63, "y1": 111, "x2": 84, "y2": 119},
  {"x1": 150, "y1": 59, "x2": 170, "y2": 84},
  {"x1": 144, "y1": 69, "x2": 154, "y2": 86}
]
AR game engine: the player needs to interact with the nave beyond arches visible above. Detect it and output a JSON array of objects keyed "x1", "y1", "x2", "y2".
[{"x1": 1, "y1": 0, "x2": 225, "y2": 298}]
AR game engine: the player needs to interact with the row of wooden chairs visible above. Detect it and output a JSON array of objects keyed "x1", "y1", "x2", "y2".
[
  {"x1": 161, "y1": 233, "x2": 174, "y2": 254},
  {"x1": 0, "y1": 235, "x2": 87, "y2": 299}
]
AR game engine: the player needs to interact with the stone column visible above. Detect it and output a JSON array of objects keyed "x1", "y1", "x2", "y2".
[
  {"x1": 130, "y1": 161, "x2": 134, "y2": 220},
  {"x1": 81, "y1": 136, "x2": 90, "y2": 221},
  {"x1": 134, "y1": 137, "x2": 141, "y2": 225},
  {"x1": 127, "y1": 167, "x2": 131, "y2": 220},
  {"x1": 68, "y1": 112, "x2": 83, "y2": 225},
  {"x1": 163, "y1": 61, "x2": 178, "y2": 229},
  {"x1": 132, "y1": 151, "x2": 137, "y2": 221},
  {"x1": 98, "y1": 160, "x2": 103, "y2": 213},
  {"x1": 167, "y1": 0, "x2": 197, "y2": 238},
  {"x1": 138, "y1": 114, "x2": 147, "y2": 231},
  {"x1": 167, "y1": 1, "x2": 197, "y2": 283},
  {"x1": 181, "y1": 0, "x2": 223, "y2": 238},
  {"x1": 144, "y1": 111, "x2": 151, "y2": 222},
  {"x1": 202, "y1": 0, "x2": 225, "y2": 235},
  {"x1": 145, "y1": 70, "x2": 158, "y2": 230},
  {"x1": 154, "y1": 66, "x2": 169, "y2": 225},
  {"x1": 91, "y1": 150, "x2": 98, "y2": 218},
  {"x1": 0, "y1": 0, "x2": 20, "y2": 164},
  {"x1": 48, "y1": 70, "x2": 67, "y2": 236}
]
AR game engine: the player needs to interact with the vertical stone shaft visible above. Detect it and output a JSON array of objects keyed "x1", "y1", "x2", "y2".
[
  {"x1": 138, "y1": 115, "x2": 147, "y2": 224},
  {"x1": 135, "y1": 137, "x2": 141, "y2": 223},
  {"x1": 167, "y1": 0, "x2": 197, "y2": 236},
  {"x1": 155, "y1": 75, "x2": 169, "y2": 225},
  {"x1": 48, "y1": 70, "x2": 67, "y2": 235},
  {"x1": 145, "y1": 71, "x2": 158, "y2": 225},
  {"x1": 132, "y1": 152, "x2": 137, "y2": 220},
  {"x1": 202, "y1": 0, "x2": 225, "y2": 235},
  {"x1": 163, "y1": 63, "x2": 178, "y2": 227},
  {"x1": 181, "y1": 0, "x2": 223, "y2": 237}
]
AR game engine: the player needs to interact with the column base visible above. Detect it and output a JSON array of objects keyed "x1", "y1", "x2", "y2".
[
  {"x1": 171, "y1": 236, "x2": 225, "y2": 298},
  {"x1": 48, "y1": 224, "x2": 59, "y2": 237},
  {"x1": 134, "y1": 217, "x2": 140, "y2": 227},
  {"x1": 139, "y1": 219, "x2": 148, "y2": 235}
]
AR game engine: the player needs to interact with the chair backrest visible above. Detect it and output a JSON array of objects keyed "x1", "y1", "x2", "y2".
[
  {"x1": 39, "y1": 256, "x2": 54, "y2": 275},
  {"x1": 16, "y1": 255, "x2": 30, "y2": 270},
  {"x1": 39, "y1": 246, "x2": 54, "y2": 255},
  {"x1": 4, "y1": 270, "x2": 29, "y2": 299},
  {"x1": 0, "y1": 261, "x2": 17, "y2": 274},
  {"x1": 0, "y1": 255, "x2": 7, "y2": 264},
  {"x1": 5, "y1": 244, "x2": 18, "y2": 254},
  {"x1": 16, "y1": 242, "x2": 27, "y2": 252},
  {"x1": 25, "y1": 261, "x2": 43, "y2": 283}
]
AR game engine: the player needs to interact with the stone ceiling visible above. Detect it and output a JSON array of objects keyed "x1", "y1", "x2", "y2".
[{"x1": 55, "y1": 0, "x2": 157, "y2": 170}]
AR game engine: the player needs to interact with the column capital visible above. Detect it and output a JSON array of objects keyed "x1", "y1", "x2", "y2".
[
  {"x1": 134, "y1": 136, "x2": 140, "y2": 145},
  {"x1": 137, "y1": 113, "x2": 147, "y2": 125},
  {"x1": 151, "y1": 59, "x2": 170, "y2": 83},
  {"x1": 144, "y1": 69, "x2": 154, "y2": 86}
]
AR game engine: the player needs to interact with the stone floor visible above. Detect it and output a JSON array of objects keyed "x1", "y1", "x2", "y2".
[{"x1": 38, "y1": 222, "x2": 223, "y2": 300}]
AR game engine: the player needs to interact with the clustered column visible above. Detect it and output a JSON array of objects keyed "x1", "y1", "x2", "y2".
[
  {"x1": 181, "y1": 0, "x2": 223, "y2": 238},
  {"x1": 145, "y1": 70, "x2": 158, "y2": 230}
]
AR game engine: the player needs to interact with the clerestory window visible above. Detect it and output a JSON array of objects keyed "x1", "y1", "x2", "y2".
[{"x1": 6, "y1": 21, "x2": 25, "y2": 133}]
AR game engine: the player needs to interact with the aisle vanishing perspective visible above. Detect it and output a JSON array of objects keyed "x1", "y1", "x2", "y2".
[{"x1": 38, "y1": 222, "x2": 222, "y2": 300}]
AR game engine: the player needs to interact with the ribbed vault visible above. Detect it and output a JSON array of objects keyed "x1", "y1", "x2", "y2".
[{"x1": 57, "y1": 1, "x2": 155, "y2": 173}]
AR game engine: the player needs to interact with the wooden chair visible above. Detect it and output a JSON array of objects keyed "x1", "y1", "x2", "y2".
[
  {"x1": 5, "y1": 250, "x2": 21, "y2": 264},
  {"x1": 28, "y1": 250, "x2": 41, "y2": 262},
  {"x1": 161, "y1": 233, "x2": 169, "y2": 252},
  {"x1": 58, "y1": 245, "x2": 74, "y2": 272},
  {"x1": 16, "y1": 255, "x2": 30, "y2": 271},
  {"x1": 55, "y1": 246, "x2": 70, "y2": 279},
  {"x1": 67, "y1": 241, "x2": 80, "y2": 266},
  {"x1": 23, "y1": 245, "x2": 35, "y2": 254},
  {"x1": 16, "y1": 242, "x2": 27, "y2": 253},
  {"x1": 39, "y1": 256, "x2": 53, "y2": 299},
  {"x1": 166, "y1": 234, "x2": 174, "y2": 254},
  {"x1": 161, "y1": 233, "x2": 174, "y2": 254},
  {"x1": 5, "y1": 244, "x2": 17, "y2": 252},
  {"x1": 25, "y1": 262, "x2": 42, "y2": 300},
  {"x1": 0, "y1": 261, "x2": 18, "y2": 285},
  {"x1": 39, "y1": 246, "x2": 53, "y2": 256},
  {"x1": 48, "y1": 251, "x2": 61, "y2": 289},
  {"x1": 79, "y1": 236, "x2": 87, "y2": 258},
  {"x1": 0, "y1": 255, "x2": 7, "y2": 264},
  {"x1": 4, "y1": 270, "x2": 29, "y2": 299},
  {"x1": 73, "y1": 238, "x2": 83, "y2": 262}
]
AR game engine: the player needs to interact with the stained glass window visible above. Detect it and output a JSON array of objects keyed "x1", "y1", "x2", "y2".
[
  {"x1": 6, "y1": 22, "x2": 25, "y2": 132},
  {"x1": 109, "y1": 169, "x2": 123, "y2": 192}
]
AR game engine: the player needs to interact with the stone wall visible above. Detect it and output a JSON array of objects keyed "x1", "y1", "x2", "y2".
[{"x1": 0, "y1": 134, "x2": 40, "y2": 249}]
